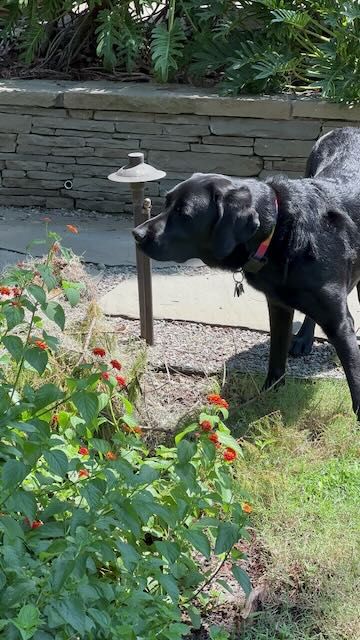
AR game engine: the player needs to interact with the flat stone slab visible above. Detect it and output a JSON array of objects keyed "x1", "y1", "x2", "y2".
[{"x1": 100, "y1": 270, "x2": 360, "y2": 339}]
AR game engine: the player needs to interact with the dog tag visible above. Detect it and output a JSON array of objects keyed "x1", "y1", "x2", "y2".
[
  {"x1": 234, "y1": 281, "x2": 244, "y2": 297},
  {"x1": 233, "y1": 271, "x2": 244, "y2": 297}
]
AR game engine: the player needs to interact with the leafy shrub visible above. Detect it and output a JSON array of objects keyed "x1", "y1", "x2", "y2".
[
  {"x1": 1, "y1": 0, "x2": 359, "y2": 102},
  {"x1": 0, "y1": 227, "x2": 251, "y2": 639}
]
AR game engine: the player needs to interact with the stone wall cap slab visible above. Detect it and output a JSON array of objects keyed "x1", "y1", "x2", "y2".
[
  {"x1": 0, "y1": 80, "x2": 359, "y2": 120},
  {"x1": 292, "y1": 97, "x2": 360, "y2": 121},
  {"x1": 0, "y1": 80, "x2": 64, "y2": 107}
]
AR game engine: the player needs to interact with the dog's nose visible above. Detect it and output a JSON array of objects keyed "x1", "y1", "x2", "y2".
[{"x1": 132, "y1": 226, "x2": 147, "y2": 243}]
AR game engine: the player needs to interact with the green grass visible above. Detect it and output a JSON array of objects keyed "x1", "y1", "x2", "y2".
[{"x1": 223, "y1": 375, "x2": 360, "y2": 640}]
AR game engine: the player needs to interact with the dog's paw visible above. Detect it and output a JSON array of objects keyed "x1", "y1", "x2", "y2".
[
  {"x1": 289, "y1": 333, "x2": 314, "y2": 357},
  {"x1": 262, "y1": 374, "x2": 285, "y2": 391}
]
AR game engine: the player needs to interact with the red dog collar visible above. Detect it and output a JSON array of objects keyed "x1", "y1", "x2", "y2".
[{"x1": 242, "y1": 197, "x2": 278, "y2": 273}]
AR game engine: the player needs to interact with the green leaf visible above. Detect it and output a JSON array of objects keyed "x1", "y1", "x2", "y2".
[
  {"x1": 73, "y1": 391, "x2": 99, "y2": 424},
  {"x1": 80, "y1": 483, "x2": 103, "y2": 510},
  {"x1": 158, "y1": 573, "x2": 179, "y2": 603},
  {"x1": 44, "y1": 450, "x2": 68, "y2": 478},
  {"x1": 52, "y1": 555, "x2": 76, "y2": 593},
  {"x1": 231, "y1": 565, "x2": 252, "y2": 597},
  {"x1": 14, "y1": 604, "x2": 40, "y2": 632},
  {"x1": 4, "y1": 304, "x2": 25, "y2": 330},
  {"x1": 183, "y1": 529, "x2": 210, "y2": 559},
  {"x1": 33, "y1": 384, "x2": 64, "y2": 410},
  {"x1": 90, "y1": 438, "x2": 110, "y2": 454},
  {"x1": 151, "y1": 19, "x2": 186, "y2": 82},
  {"x1": 116, "y1": 541, "x2": 140, "y2": 570},
  {"x1": 24, "y1": 347, "x2": 48, "y2": 375},
  {"x1": 2, "y1": 335, "x2": 23, "y2": 362},
  {"x1": 37, "y1": 265, "x2": 57, "y2": 291},
  {"x1": 62, "y1": 280, "x2": 84, "y2": 307},
  {"x1": 215, "y1": 522, "x2": 241, "y2": 555},
  {"x1": 2, "y1": 459, "x2": 29, "y2": 489},
  {"x1": 154, "y1": 541, "x2": 180, "y2": 564},
  {"x1": 8, "y1": 489, "x2": 37, "y2": 522},
  {"x1": 55, "y1": 597, "x2": 85, "y2": 634},
  {"x1": 175, "y1": 423, "x2": 197, "y2": 444},
  {"x1": 0, "y1": 515, "x2": 24, "y2": 540},
  {"x1": 88, "y1": 608, "x2": 110, "y2": 629},
  {"x1": 43, "y1": 302, "x2": 65, "y2": 331},
  {"x1": 177, "y1": 439, "x2": 197, "y2": 464},
  {"x1": 27, "y1": 284, "x2": 46, "y2": 306}
]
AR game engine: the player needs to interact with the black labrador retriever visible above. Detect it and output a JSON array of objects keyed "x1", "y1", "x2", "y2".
[{"x1": 133, "y1": 127, "x2": 360, "y2": 418}]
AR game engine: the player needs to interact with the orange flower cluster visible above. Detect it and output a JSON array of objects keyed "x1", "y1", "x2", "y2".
[
  {"x1": 105, "y1": 451, "x2": 117, "y2": 461},
  {"x1": 66, "y1": 224, "x2": 78, "y2": 234},
  {"x1": 34, "y1": 340, "x2": 48, "y2": 351},
  {"x1": 78, "y1": 469, "x2": 89, "y2": 478},
  {"x1": 78, "y1": 446, "x2": 89, "y2": 456},
  {"x1": 93, "y1": 347, "x2": 106, "y2": 357},
  {"x1": 207, "y1": 394, "x2": 229, "y2": 409}
]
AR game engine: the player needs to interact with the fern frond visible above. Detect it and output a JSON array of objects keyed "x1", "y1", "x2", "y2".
[{"x1": 151, "y1": 18, "x2": 186, "y2": 82}]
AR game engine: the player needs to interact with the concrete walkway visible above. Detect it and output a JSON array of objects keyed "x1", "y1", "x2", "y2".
[{"x1": 1, "y1": 205, "x2": 359, "y2": 338}]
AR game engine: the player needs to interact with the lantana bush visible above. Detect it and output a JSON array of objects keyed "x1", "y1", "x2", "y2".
[{"x1": 0, "y1": 226, "x2": 251, "y2": 639}]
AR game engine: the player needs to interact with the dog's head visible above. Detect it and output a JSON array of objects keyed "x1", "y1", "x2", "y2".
[{"x1": 133, "y1": 173, "x2": 271, "y2": 266}]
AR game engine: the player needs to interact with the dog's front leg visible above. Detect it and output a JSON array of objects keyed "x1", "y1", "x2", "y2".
[
  {"x1": 264, "y1": 299, "x2": 294, "y2": 390},
  {"x1": 320, "y1": 307, "x2": 360, "y2": 419}
]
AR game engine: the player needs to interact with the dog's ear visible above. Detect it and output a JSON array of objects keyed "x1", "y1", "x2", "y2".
[{"x1": 212, "y1": 185, "x2": 260, "y2": 260}]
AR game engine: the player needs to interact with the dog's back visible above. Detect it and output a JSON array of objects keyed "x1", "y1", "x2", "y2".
[{"x1": 306, "y1": 127, "x2": 360, "y2": 182}]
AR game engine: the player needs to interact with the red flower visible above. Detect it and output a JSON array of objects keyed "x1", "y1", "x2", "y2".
[
  {"x1": 0, "y1": 286, "x2": 11, "y2": 296},
  {"x1": 242, "y1": 502, "x2": 253, "y2": 514},
  {"x1": 12, "y1": 287, "x2": 22, "y2": 297},
  {"x1": 116, "y1": 375, "x2": 126, "y2": 387},
  {"x1": 223, "y1": 447, "x2": 237, "y2": 462},
  {"x1": 200, "y1": 420, "x2": 212, "y2": 432},
  {"x1": 101, "y1": 371, "x2": 110, "y2": 381},
  {"x1": 105, "y1": 451, "x2": 117, "y2": 461},
  {"x1": 78, "y1": 469, "x2": 89, "y2": 478},
  {"x1": 78, "y1": 446, "x2": 89, "y2": 456},
  {"x1": 51, "y1": 242, "x2": 60, "y2": 253},
  {"x1": 207, "y1": 394, "x2": 229, "y2": 409},
  {"x1": 93, "y1": 347, "x2": 106, "y2": 357},
  {"x1": 66, "y1": 224, "x2": 78, "y2": 234},
  {"x1": 208, "y1": 432, "x2": 219, "y2": 444},
  {"x1": 110, "y1": 359, "x2": 122, "y2": 371},
  {"x1": 24, "y1": 518, "x2": 43, "y2": 529},
  {"x1": 34, "y1": 340, "x2": 47, "y2": 350}
]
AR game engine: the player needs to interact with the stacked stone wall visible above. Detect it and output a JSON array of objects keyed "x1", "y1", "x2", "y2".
[{"x1": 0, "y1": 81, "x2": 359, "y2": 213}]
